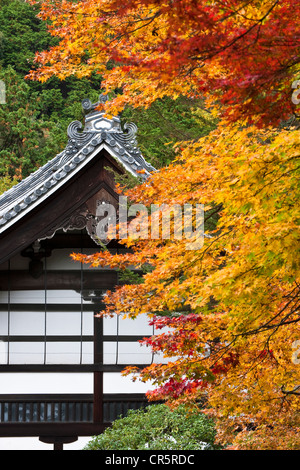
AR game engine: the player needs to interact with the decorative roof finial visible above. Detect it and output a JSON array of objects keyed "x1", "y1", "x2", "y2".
[{"x1": 82, "y1": 93, "x2": 109, "y2": 114}]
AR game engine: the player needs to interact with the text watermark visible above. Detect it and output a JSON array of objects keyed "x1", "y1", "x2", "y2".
[
  {"x1": 96, "y1": 197, "x2": 204, "y2": 250},
  {"x1": 292, "y1": 80, "x2": 300, "y2": 105},
  {"x1": 0, "y1": 81, "x2": 6, "y2": 104},
  {"x1": 292, "y1": 340, "x2": 300, "y2": 365}
]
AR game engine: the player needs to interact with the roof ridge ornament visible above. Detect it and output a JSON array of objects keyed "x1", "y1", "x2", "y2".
[
  {"x1": 0, "y1": 96, "x2": 156, "y2": 232},
  {"x1": 67, "y1": 120, "x2": 92, "y2": 144},
  {"x1": 82, "y1": 93, "x2": 109, "y2": 115}
]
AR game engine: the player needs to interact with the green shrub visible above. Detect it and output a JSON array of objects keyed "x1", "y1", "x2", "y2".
[{"x1": 84, "y1": 404, "x2": 221, "y2": 450}]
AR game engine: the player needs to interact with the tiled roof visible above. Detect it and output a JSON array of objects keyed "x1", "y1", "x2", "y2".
[{"x1": 0, "y1": 96, "x2": 155, "y2": 232}]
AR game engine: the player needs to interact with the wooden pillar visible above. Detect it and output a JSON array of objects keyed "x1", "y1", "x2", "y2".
[
  {"x1": 39, "y1": 436, "x2": 78, "y2": 450},
  {"x1": 53, "y1": 442, "x2": 64, "y2": 451},
  {"x1": 93, "y1": 313, "x2": 103, "y2": 423},
  {"x1": 93, "y1": 371, "x2": 103, "y2": 423}
]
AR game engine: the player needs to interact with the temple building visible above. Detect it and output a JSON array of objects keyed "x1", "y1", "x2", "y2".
[{"x1": 0, "y1": 96, "x2": 159, "y2": 450}]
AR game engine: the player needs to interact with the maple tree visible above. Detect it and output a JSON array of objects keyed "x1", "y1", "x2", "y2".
[
  {"x1": 0, "y1": 0, "x2": 213, "y2": 183},
  {"x1": 26, "y1": 0, "x2": 300, "y2": 449},
  {"x1": 73, "y1": 123, "x2": 300, "y2": 449},
  {"x1": 27, "y1": 0, "x2": 300, "y2": 126}
]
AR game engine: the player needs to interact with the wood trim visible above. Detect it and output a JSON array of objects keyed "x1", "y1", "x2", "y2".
[
  {"x1": 0, "y1": 364, "x2": 150, "y2": 372},
  {"x1": 93, "y1": 313, "x2": 104, "y2": 422},
  {"x1": 38, "y1": 232, "x2": 122, "y2": 250},
  {"x1": 0, "y1": 394, "x2": 147, "y2": 401},
  {"x1": 0, "y1": 269, "x2": 118, "y2": 290},
  {"x1": 0, "y1": 304, "x2": 97, "y2": 312},
  {"x1": 0, "y1": 422, "x2": 109, "y2": 438},
  {"x1": 0, "y1": 335, "x2": 94, "y2": 342},
  {"x1": 0, "y1": 335, "x2": 149, "y2": 342}
]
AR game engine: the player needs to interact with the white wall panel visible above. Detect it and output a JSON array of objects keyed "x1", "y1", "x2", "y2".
[
  {"x1": 0, "y1": 312, "x2": 8, "y2": 335},
  {"x1": 0, "y1": 373, "x2": 93, "y2": 394},
  {"x1": 117, "y1": 341, "x2": 153, "y2": 364},
  {"x1": 0, "y1": 289, "x2": 87, "y2": 304},
  {"x1": 81, "y1": 342, "x2": 94, "y2": 364},
  {"x1": 0, "y1": 285, "x2": 175, "y2": 366},
  {"x1": 9, "y1": 342, "x2": 44, "y2": 364},
  {"x1": 0, "y1": 340, "x2": 7, "y2": 363},
  {"x1": 103, "y1": 313, "x2": 157, "y2": 336},
  {"x1": 46, "y1": 342, "x2": 81, "y2": 364},
  {"x1": 103, "y1": 373, "x2": 155, "y2": 394},
  {"x1": 46, "y1": 311, "x2": 82, "y2": 336},
  {"x1": 9, "y1": 311, "x2": 45, "y2": 336}
]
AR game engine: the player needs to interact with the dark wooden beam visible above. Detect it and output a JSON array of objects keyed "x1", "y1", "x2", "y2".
[
  {"x1": 0, "y1": 269, "x2": 118, "y2": 290},
  {"x1": 0, "y1": 304, "x2": 98, "y2": 312},
  {"x1": 37, "y1": 232, "x2": 124, "y2": 250},
  {"x1": 0, "y1": 335, "x2": 149, "y2": 342},
  {"x1": 0, "y1": 364, "x2": 150, "y2": 372},
  {"x1": 0, "y1": 393, "x2": 147, "y2": 402},
  {"x1": 0, "y1": 422, "x2": 110, "y2": 438}
]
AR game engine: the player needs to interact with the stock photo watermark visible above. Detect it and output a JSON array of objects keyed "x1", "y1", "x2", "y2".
[
  {"x1": 292, "y1": 340, "x2": 300, "y2": 365},
  {"x1": 292, "y1": 79, "x2": 300, "y2": 105},
  {"x1": 95, "y1": 196, "x2": 204, "y2": 250},
  {"x1": 0, "y1": 81, "x2": 6, "y2": 104}
]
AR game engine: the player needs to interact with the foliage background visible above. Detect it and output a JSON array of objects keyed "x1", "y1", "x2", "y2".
[{"x1": 0, "y1": 0, "x2": 215, "y2": 191}]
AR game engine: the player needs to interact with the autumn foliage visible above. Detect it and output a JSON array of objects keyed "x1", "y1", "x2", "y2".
[
  {"x1": 27, "y1": 0, "x2": 300, "y2": 449},
  {"x1": 74, "y1": 124, "x2": 300, "y2": 449},
  {"x1": 27, "y1": 0, "x2": 300, "y2": 126}
]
